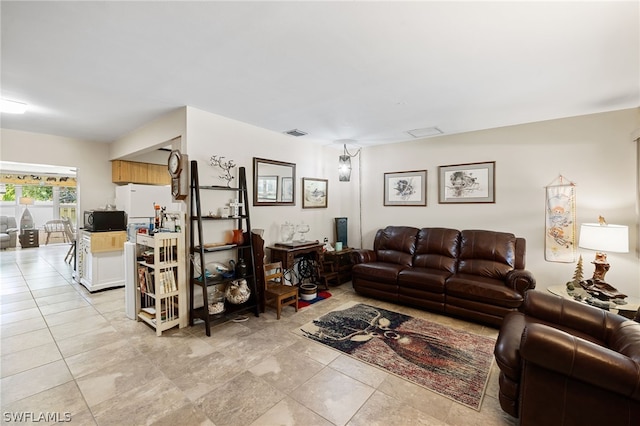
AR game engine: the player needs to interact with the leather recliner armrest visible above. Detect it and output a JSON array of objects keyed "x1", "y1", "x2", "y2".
[
  {"x1": 505, "y1": 269, "x2": 536, "y2": 294},
  {"x1": 520, "y1": 323, "x2": 640, "y2": 401},
  {"x1": 352, "y1": 249, "x2": 377, "y2": 264}
]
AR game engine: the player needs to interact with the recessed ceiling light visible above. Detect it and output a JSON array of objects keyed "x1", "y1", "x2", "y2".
[
  {"x1": 407, "y1": 126, "x2": 443, "y2": 138},
  {"x1": 283, "y1": 129, "x2": 308, "y2": 137},
  {"x1": 1, "y1": 99, "x2": 28, "y2": 114}
]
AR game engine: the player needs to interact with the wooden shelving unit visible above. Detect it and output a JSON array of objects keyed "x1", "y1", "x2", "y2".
[
  {"x1": 189, "y1": 161, "x2": 259, "y2": 336},
  {"x1": 136, "y1": 232, "x2": 187, "y2": 336}
]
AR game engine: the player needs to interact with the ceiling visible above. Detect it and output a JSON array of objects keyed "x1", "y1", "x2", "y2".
[{"x1": 1, "y1": 1, "x2": 638, "y2": 147}]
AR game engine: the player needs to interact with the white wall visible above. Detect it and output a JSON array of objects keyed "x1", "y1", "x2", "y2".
[
  {"x1": 0, "y1": 129, "x2": 114, "y2": 217},
  {"x1": 360, "y1": 109, "x2": 639, "y2": 297},
  {"x1": 184, "y1": 107, "x2": 351, "y2": 249}
]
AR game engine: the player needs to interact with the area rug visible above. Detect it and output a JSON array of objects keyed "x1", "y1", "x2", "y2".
[
  {"x1": 295, "y1": 301, "x2": 495, "y2": 410},
  {"x1": 298, "y1": 291, "x2": 331, "y2": 308}
]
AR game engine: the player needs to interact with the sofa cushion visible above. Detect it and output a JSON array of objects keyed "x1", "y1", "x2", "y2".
[
  {"x1": 458, "y1": 230, "x2": 516, "y2": 279},
  {"x1": 446, "y1": 273, "x2": 523, "y2": 308},
  {"x1": 374, "y1": 226, "x2": 418, "y2": 266},
  {"x1": 413, "y1": 227, "x2": 459, "y2": 273},
  {"x1": 398, "y1": 267, "x2": 449, "y2": 293}
]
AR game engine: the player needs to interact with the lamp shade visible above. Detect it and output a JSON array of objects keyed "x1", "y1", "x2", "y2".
[
  {"x1": 19, "y1": 197, "x2": 34, "y2": 205},
  {"x1": 338, "y1": 155, "x2": 352, "y2": 182},
  {"x1": 578, "y1": 223, "x2": 629, "y2": 253}
]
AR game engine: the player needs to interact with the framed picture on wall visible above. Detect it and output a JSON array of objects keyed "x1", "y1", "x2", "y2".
[
  {"x1": 302, "y1": 177, "x2": 328, "y2": 208},
  {"x1": 438, "y1": 161, "x2": 495, "y2": 203},
  {"x1": 384, "y1": 170, "x2": 427, "y2": 206}
]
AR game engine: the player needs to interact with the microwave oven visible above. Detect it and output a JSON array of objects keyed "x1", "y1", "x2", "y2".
[{"x1": 84, "y1": 210, "x2": 127, "y2": 232}]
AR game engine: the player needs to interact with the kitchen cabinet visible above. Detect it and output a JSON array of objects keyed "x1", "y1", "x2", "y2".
[
  {"x1": 78, "y1": 230, "x2": 126, "y2": 292},
  {"x1": 112, "y1": 160, "x2": 170, "y2": 185}
]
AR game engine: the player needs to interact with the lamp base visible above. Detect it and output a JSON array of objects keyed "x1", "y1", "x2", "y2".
[{"x1": 590, "y1": 251, "x2": 610, "y2": 281}]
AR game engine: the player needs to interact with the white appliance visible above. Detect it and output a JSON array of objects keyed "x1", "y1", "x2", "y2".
[{"x1": 115, "y1": 183, "x2": 181, "y2": 240}]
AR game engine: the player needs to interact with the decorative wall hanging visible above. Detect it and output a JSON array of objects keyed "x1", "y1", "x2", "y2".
[
  {"x1": 438, "y1": 162, "x2": 495, "y2": 203},
  {"x1": 0, "y1": 173, "x2": 77, "y2": 187},
  {"x1": 544, "y1": 175, "x2": 576, "y2": 262},
  {"x1": 302, "y1": 178, "x2": 328, "y2": 208},
  {"x1": 384, "y1": 170, "x2": 427, "y2": 206}
]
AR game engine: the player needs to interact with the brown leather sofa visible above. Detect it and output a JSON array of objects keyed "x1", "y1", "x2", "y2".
[
  {"x1": 351, "y1": 226, "x2": 536, "y2": 326},
  {"x1": 494, "y1": 290, "x2": 640, "y2": 425}
]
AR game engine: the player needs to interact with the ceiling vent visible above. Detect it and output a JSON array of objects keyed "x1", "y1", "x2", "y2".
[
  {"x1": 284, "y1": 129, "x2": 308, "y2": 137},
  {"x1": 407, "y1": 126, "x2": 443, "y2": 138}
]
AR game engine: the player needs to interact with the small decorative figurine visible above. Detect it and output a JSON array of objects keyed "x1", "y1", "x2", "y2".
[{"x1": 209, "y1": 155, "x2": 236, "y2": 187}]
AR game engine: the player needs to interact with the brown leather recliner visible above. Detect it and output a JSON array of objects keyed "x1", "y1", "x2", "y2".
[{"x1": 494, "y1": 290, "x2": 640, "y2": 425}]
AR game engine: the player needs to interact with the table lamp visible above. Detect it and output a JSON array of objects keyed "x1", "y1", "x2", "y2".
[
  {"x1": 578, "y1": 217, "x2": 629, "y2": 281},
  {"x1": 20, "y1": 197, "x2": 34, "y2": 230}
]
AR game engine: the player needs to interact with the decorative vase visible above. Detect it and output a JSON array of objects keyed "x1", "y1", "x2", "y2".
[{"x1": 232, "y1": 229, "x2": 244, "y2": 245}]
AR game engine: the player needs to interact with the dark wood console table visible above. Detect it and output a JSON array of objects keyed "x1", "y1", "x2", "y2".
[{"x1": 267, "y1": 241, "x2": 324, "y2": 284}]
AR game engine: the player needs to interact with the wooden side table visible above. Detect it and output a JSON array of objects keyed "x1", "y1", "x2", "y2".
[
  {"x1": 19, "y1": 229, "x2": 39, "y2": 248},
  {"x1": 324, "y1": 248, "x2": 354, "y2": 284}
]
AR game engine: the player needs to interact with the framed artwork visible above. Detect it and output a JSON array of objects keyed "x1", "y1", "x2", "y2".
[
  {"x1": 257, "y1": 175, "x2": 278, "y2": 201},
  {"x1": 302, "y1": 177, "x2": 328, "y2": 208},
  {"x1": 280, "y1": 177, "x2": 293, "y2": 202},
  {"x1": 384, "y1": 170, "x2": 427, "y2": 206},
  {"x1": 438, "y1": 161, "x2": 495, "y2": 204}
]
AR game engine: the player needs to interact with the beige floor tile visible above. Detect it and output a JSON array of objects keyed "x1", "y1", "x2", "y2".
[
  {"x1": 55, "y1": 325, "x2": 123, "y2": 357},
  {"x1": 75, "y1": 356, "x2": 162, "y2": 408},
  {"x1": 292, "y1": 367, "x2": 376, "y2": 426},
  {"x1": 249, "y1": 346, "x2": 326, "y2": 393},
  {"x1": 328, "y1": 354, "x2": 389, "y2": 388},
  {"x1": 196, "y1": 371, "x2": 285, "y2": 426},
  {"x1": 0, "y1": 359, "x2": 73, "y2": 406},
  {"x1": 0, "y1": 315, "x2": 48, "y2": 338},
  {"x1": 0, "y1": 381, "x2": 90, "y2": 423},
  {"x1": 348, "y1": 390, "x2": 447, "y2": 426},
  {"x1": 91, "y1": 376, "x2": 190, "y2": 426},
  {"x1": 250, "y1": 396, "x2": 334, "y2": 426},
  {"x1": 1, "y1": 341, "x2": 62, "y2": 378},
  {"x1": 65, "y1": 339, "x2": 141, "y2": 378},
  {"x1": 0, "y1": 298, "x2": 38, "y2": 314},
  {"x1": 1, "y1": 327, "x2": 55, "y2": 356},
  {"x1": 0, "y1": 290, "x2": 33, "y2": 304},
  {"x1": 47, "y1": 313, "x2": 109, "y2": 340}
]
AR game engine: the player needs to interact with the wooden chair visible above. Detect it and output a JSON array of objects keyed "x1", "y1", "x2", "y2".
[
  {"x1": 263, "y1": 261, "x2": 298, "y2": 319},
  {"x1": 316, "y1": 254, "x2": 339, "y2": 290},
  {"x1": 62, "y1": 218, "x2": 76, "y2": 264}
]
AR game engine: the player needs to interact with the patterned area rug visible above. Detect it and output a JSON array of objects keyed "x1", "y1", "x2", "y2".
[{"x1": 296, "y1": 301, "x2": 495, "y2": 410}]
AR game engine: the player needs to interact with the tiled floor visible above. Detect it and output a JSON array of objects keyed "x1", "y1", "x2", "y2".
[{"x1": 1, "y1": 244, "x2": 517, "y2": 425}]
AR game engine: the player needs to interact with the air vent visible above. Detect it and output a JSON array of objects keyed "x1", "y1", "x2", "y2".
[
  {"x1": 407, "y1": 126, "x2": 443, "y2": 138},
  {"x1": 284, "y1": 129, "x2": 308, "y2": 137}
]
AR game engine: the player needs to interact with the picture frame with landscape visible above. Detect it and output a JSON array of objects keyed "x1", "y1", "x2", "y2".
[{"x1": 438, "y1": 161, "x2": 495, "y2": 204}]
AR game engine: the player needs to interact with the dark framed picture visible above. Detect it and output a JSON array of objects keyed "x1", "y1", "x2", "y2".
[
  {"x1": 438, "y1": 161, "x2": 495, "y2": 203},
  {"x1": 280, "y1": 177, "x2": 293, "y2": 202},
  {"x1": 384, "y1": 170, "x2": 427, "y2": 206},
  {"x1": 302, "y1": 177, "x2": 328, "y2": 208},
  {"x1": 257, "y1": 175, "x2": 278, "y2": 201}
]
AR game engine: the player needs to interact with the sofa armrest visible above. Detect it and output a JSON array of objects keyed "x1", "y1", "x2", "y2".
[
  {"x1": 6, "y1": 227, "x2": 18, "y2": 234},
  {"x1": 520, "y1": 323, "x2": 640, "y2": 401},
  {"x1": 505, "y1": 269, "x2": 536, "y2": 294},
  {"x1": 352, "y1": 249, "x2": 376, "y2": 264}
]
